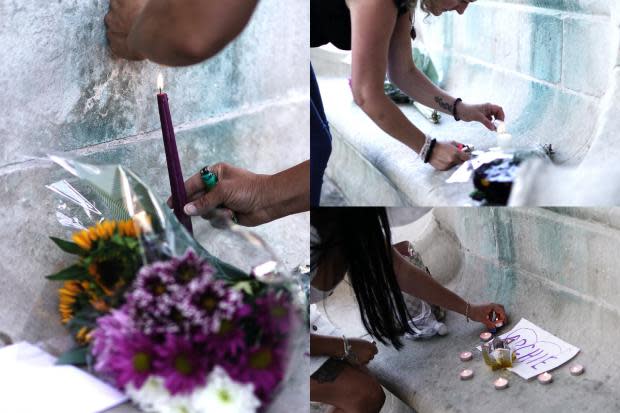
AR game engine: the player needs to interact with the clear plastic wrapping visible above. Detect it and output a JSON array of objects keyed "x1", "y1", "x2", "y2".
[{"x1": 45, "y1": 154, "x2": 306, "y2": 412}]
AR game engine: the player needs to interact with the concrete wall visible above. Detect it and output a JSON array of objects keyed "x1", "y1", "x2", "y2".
[
  {"x1": 425, "y1": 1, "x2": 620, "y2": 203},
  {"x1": 0, "y1": 0, "x2": 307, "y2": 165},
  {"x1": 423, "y1": 0, "x2": 619, "y2": 165}
]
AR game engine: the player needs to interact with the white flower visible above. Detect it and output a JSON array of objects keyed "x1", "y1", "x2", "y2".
[
  {"x1": 191, "y1": 366, "x2": 261, "y2": 413},
  {"x1": 159, "y1": 394, "x2": 193, "y2": 413},
  {"x1": 126, "y1": 377, "x2": 171, "y2": 413},
  {"x1": 126, "y1": 376, "x2": 193, "y2": 413}
]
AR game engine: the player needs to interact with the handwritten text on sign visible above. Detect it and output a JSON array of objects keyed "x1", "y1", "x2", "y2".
[{"x1": 499, "y1": 318, "x2": 580, "y2": 379}]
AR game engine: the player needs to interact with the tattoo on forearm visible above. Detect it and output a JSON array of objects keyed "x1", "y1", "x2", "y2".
[
  {"x1": 434, "y1": 96, "x2": 453, "y2": 112},
  {"x1": 310, "y1": 358, "x2": 347, "y2": 383}
]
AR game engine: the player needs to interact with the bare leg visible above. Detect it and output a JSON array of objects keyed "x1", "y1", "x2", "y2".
[{"x1": 311, "y1": 360, "x2": 385, "y2": 413}]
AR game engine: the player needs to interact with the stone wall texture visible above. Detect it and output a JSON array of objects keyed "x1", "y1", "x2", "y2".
[{"x1": 423, "y1": 0, "x2": 620, "y2": 168}]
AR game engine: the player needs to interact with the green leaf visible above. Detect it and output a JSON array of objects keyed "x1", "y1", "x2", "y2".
[
  {"x1": 50, "y1": 237, "x2": 83, "y2": 255},
  {"x1": 233, "y1": 281, "x2": 255, "y2": 296},
  {"x1": 56, "y1": 346, "x2": 89, "y2": 366},
  {"x1": 124, "y1": 238, "x2": 139, "y2": 249},
  {"x1": 46, "y1": 264, "x2": 88, "y2": 281},
  {"x1": 66, "y1": 314, "x2": 98, "y2": 330}
]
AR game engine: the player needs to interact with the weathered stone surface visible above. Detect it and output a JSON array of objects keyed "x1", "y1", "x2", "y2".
[
  {"x1": 0, "y1": 0, "x2": 307, "y2": 165},
  {"x1": 446, "y1": 4, "x2": 563, "y2": 84},
  {"x1": 563, "y1": 16, "x2": 615, "y2": 96}
]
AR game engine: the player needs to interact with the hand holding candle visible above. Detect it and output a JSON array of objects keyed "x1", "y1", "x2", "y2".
[
  {"x1": 157, "y1": 73, "x2": 193, "y2": 234},
  {"x1": 495, "y1": 120, "x2": 513, "y2": 150},
  {"x1": 468, "y1": 303, "x2": 508, "y2": 329}
]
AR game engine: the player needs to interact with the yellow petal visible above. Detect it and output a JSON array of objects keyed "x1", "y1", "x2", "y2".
[
  {"x1": 104, "y1": 221, "x2": 116, "y2": 238},
  {"x1": 72, "y1": 231, "x2": 92, "y2": 250},
  {"x1": 88, "y1": 227, "x2": 99, "y2": 241}
]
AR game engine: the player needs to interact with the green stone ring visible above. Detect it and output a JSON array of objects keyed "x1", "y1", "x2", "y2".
[{"x1": 199, "y1": 166, "x2": 218, "y2": 191}]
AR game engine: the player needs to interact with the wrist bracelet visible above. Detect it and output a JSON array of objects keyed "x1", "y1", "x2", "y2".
[
  {"x1": 453, "y1": 98, "x2": 462, "y2": 121},
  {"x1": 340, "y1": 335, "x2": 351, "y2": 360},
  {"x1": 419, "y1": 134, "x2": 432, "y2": 161},
  {"x1": 465, "y1": 302, "x2": 471, "y2": 323},
  {"x1": 424, "y1": 138, "x2": 437, "y2": 163}
]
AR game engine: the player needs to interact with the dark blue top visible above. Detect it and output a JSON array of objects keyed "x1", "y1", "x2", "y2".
[{"x1": 311, "y1": 0, "x2": 411, "y2": 50}]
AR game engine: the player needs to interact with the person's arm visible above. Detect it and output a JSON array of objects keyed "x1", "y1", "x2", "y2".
[
  {"x1": 311, "y1": 334, "x2": 347, "y2": 358},
  {"x1": 311, "y1": 334, "x2": 378, "y2": 365},
  {"x1": 348, "y1": 0, "x2": 424, "y2": 152},
  {"x1": 105, "y1": 0, "x2": 258, "y2": 66},
  {"x1": 347, "y1": 0, "x2": 467, "y2": 170},
  {"x1": 387, "y1": 11, "x2": 505, "y2": 130},
  {"x1": 267, "y1": 160, "x2": 310, "y2": 221},
  {"x1": 391, "y1": 246, "x2": 506, "y2": 328},
  {"x1": 172, "y1": 161, "x2": 309, "y2": 227},
  {"x1": 387, "y1": 12, "x2": 459, "y2": 116}
]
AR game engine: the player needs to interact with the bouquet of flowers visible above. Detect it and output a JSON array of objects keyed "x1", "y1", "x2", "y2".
[{"x1": 45, "y1": 155, "x2": 304, "y2": 412}]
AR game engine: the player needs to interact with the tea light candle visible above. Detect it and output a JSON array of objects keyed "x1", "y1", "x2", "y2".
[
  {"x1": 538, "y1": 372, "x2": 553, "y2": 385},
  {"x1": 494, "y1": 377, "x2": 509, "y2": 390},
  {"x1": 496, "y1": 121, "x2": 507, "y2": 134},
  {"x1": 495, "y1": 321, "x2": 504, "y2": 328},
  {"x1": 460, "y1": 369, "x2": 474, "y2": 380},
  {"x1": 570, "y1": 364, "x2": 585, "y2": 376},
  {"x1": 497, "y1": 133, "x2": 513, "y2": 150},
  {"x1": 459, "y1": 351, "x2": 473, "y2": 362},
  {"x1": 480, "y1": 332, "x2": 493, "y2": 341}
]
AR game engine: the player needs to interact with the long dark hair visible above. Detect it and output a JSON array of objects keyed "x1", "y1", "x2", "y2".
[{"x1": 311, "y1": 207, "x2": 414, "y2": 349}]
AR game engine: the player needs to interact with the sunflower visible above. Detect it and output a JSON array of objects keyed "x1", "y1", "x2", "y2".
[
  {"x1": 118, "y1": 219, "x2": 140, "y2": 238},
  {"x1": 55, "y1": 219, "x2": 143, "y2": 318},
  {"x1": 87, "y1": 250, "x2": 135, "y2": 296},
  {"x1": 58, "y1": 280, "x2": 85, "y2": 324},
  {"x1": 71, "y1": 219, "x2": 139, "y2": 251},
  {"x1": 75, "y1": 326, "x2": 93, "y2": 345}
]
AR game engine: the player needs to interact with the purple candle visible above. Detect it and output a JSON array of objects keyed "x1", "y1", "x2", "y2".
[{"x1": 157, "y1": 73, "x2": 193, "y2": 234}]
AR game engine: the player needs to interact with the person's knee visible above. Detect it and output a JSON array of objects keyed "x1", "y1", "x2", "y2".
[{"x1": 349, "y1": 380, "x2": 385, "y2": 413}]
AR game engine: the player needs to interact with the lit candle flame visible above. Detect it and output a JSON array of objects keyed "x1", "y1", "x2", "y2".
[{"x1": 157, "y1": 73, "x2": 164, "y2": 93}]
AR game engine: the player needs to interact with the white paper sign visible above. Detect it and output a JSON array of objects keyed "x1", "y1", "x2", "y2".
[
  {"x1": 446, "y1": 151, "x2": 512, "y2": 184},
  {"x1": 0, "y1": 342, "x2": 128, "y2": 413},
  {"x1": 499, "y1": 318, "x2": 580, "y2": 379}
]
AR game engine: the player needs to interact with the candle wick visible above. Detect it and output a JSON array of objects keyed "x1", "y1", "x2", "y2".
[{"x1": 159, "y1": 88, "x2": 162, "y2": 94}]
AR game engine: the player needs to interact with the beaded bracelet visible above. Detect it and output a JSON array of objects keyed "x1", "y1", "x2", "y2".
[{"x1": 453, "y1": 97, "x2": 463, "y2": 121}]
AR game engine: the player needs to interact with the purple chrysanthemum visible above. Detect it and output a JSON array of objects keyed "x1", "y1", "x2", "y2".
[
  {"x1": 92, "y1": 309, "x2": 134, "y2": 371},
  {"x1": 92, "y1": 310, "x2": 157, "y2": 390},
  {"x1": 226, "y1": 343, "x2": 287, "y2": 402},
  {"x1": 125, "y1": 249, "x2": 216, "y2": 336},
  {"x1": 205, "y1": 318, "x2": 248, "y2": 358},
  {"x1": 179, "y1": 275, "x2": 245, "y2": 335},
  {"x1": 168, "y1": 249, "x2": 214, "y2": 285},
  {"x1": 154, "y1": 333, "x2": 212, "y2": 395},
  {"x1": 255, "y1": 290, "x2": 293, "y2": 336}
]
